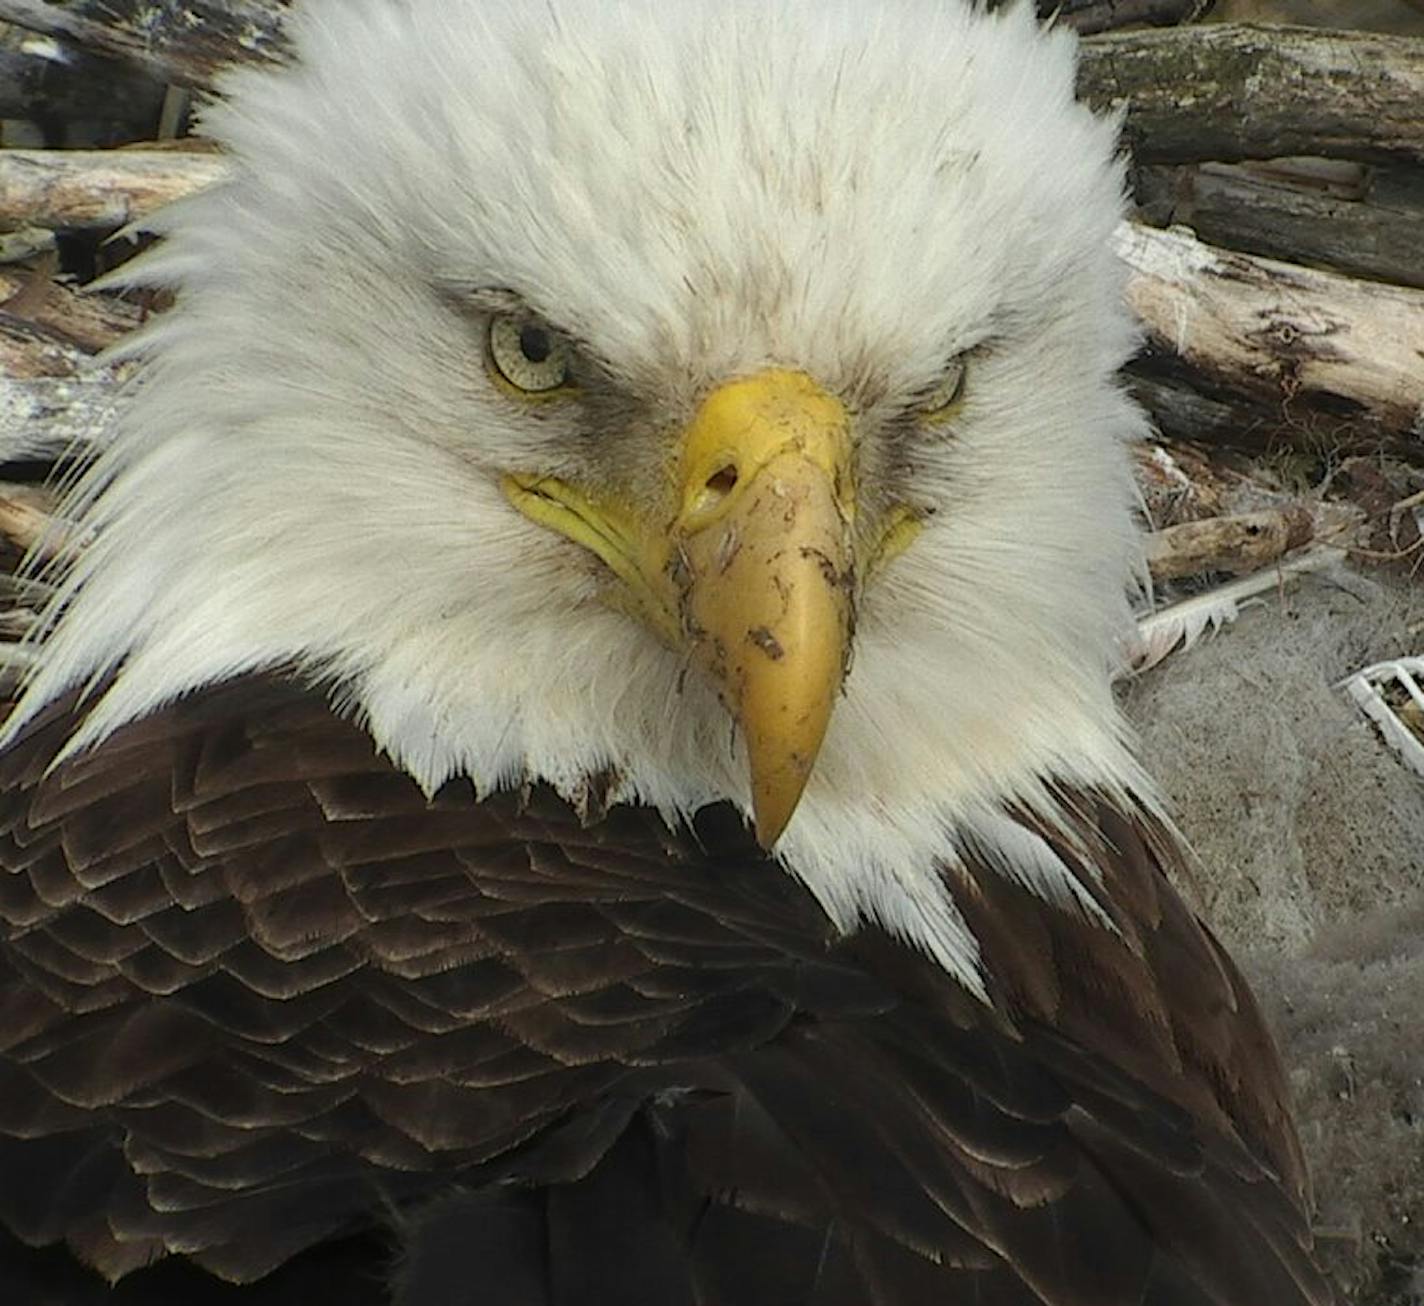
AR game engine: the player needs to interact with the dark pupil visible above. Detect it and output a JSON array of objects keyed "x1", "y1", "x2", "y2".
[{"x1": 519, "y1": 325, "x2": 552, "y2": 363}]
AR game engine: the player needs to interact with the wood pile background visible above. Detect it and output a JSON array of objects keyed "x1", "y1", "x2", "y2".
[{"x1": 0, "y1": 0, "x2": 1421, "y2": 1302}]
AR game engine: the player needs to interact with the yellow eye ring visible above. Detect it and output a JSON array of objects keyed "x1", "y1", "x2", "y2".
[
  {"x1": 488, "y1": 314, "x2": 572, "y2": 394},
  {"x1": 921, "y1": 357, "x2": 967, "y2": 421}
]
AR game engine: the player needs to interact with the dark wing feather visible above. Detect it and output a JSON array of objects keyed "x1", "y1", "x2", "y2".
[{"x1": 0, "y1": 676, "x2": 1334, "y2": 1304}]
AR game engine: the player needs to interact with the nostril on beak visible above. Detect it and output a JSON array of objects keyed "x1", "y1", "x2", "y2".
[
  {"x1": 704, "y1": 464, "x2": 738, "y2": 498},
  {"x1": 682, "y1": 462, "x2": 743, "y2": 532}
]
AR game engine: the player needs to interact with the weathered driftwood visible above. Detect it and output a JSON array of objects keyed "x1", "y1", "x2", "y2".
[
  {"x1": 0, "y1": 376, "x2": 120, "y2": 461},
  {"x1": 1115, "y1": 222, "x2": 1424, "y2": 447},
  {"x1": 0, "y1": 146, "x2": 226, "y2": 230},
  {"x1": 0, "y1": 310, "x2": 88, "y2": 379},
  {"x1": 1078, "y1": 26, "x2": 1424, "y2": 166},
  {"x1": 0, "y1": 267, "x2": 143, "y2": 352},
  {"x1": 1133, "y1": 161, "x2": 1424, "y2": 291},
  {"x1": 0, "y1": 0, "x2": 286, "y2": 88},
  {"x1": 1144, "y1": 506, "x2": 1315, "y2": 581},
  {"x1": 0, "y1": 310, "x2": 123, "y2": 462},
  {"x1": 0, "y1": 481, "x2": 64, "y2": 560},
  {"x1": 0, "y1": 367, "x2": 121, "y2": 462},
  {"x1": 0, "y1": 226, "x2": 54, "y2": 263}
]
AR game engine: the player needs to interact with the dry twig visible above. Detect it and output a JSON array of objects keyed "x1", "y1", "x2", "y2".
[{"x1": 1144, "y1": 506, "x2": 1315, "y2": 581}]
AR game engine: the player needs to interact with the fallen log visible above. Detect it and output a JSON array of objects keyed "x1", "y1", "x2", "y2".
[
  {"x1": 0, "y1": 312, "x2": 123, "y2": 461},
  {"x1": 0, "y1": 0, "x2": 286, "y2": 87},
  {"x1": 0, "y1": 266, "x2": 143, "y2": 353},
  {"x1": 0, "y1": 146, "x2": 226, "y2": 231},
  {"x1": 1133, "y1": 160, "x2": 1424, "y2": 292},
  {"x1": 1078, "y1": 25, "x2": 1424, "y2": 166},
  {"x1": 1115, "y1": 222, "x2": 1424, "y2": 447}
]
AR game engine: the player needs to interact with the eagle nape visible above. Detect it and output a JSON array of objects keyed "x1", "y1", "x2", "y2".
[{"x1": 0, "y1": 1, "x2": 1337, "y2": 1304}]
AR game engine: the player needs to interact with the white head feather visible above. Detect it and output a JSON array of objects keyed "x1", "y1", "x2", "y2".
[{"x1": 8, "y1": 0, "x2": 1153, "y2": 992}]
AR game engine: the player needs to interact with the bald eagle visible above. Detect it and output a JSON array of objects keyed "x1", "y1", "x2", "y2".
[{"x1": 0, "y1": 1, "x2": 1335, "y2": 1302}]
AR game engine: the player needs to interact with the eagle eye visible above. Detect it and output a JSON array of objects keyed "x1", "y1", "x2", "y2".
[
  {"x1": 921, "y1": 357, "x2": 967, "y2": 420},
  {"x1": 488, "y1": 314, "x2": 572, "y2": 394}
]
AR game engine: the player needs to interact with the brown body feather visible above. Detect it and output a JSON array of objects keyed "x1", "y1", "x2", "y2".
[{"x1": 0, "y1": 677, "x2": 1332, "y2": 1304}]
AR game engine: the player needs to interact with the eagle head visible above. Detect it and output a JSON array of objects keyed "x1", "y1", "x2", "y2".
[{"x1": 15, "y1": 0, "x2": 1150, "y2": 981}]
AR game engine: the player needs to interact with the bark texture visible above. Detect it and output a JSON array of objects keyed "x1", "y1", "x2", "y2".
[
  {"x1": 1134, "y1": 161, "x2": 1424, "y2": 291},
  {"x1": 0, "y1": 147, "x2": 226, "y2": 231},
  {"x1": 1078, "y1": 26, "x2": 1424, "y2": 165},
  {"x1": 1116, "y1": 222, "x2": 1424, "y2": 451},
  {"x1": 0, "y1": 0, "x2": 286, "y2": 87}
]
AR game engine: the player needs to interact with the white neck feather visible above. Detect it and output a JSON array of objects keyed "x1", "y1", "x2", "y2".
[{"x1": 4, "y1": 0, "x2": 1157, "y2": 995}]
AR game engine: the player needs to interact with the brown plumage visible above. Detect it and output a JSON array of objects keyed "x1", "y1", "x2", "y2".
[
  {"x1": 0, "y1": 677, "x2": 1333, "y2": 1303},
  {"x1": 0, "y1": 3, "x2": 1341, "y2": 1299}
]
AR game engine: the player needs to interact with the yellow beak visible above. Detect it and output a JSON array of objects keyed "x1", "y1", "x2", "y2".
[
  {"x1": 672, "y1": 371, "x2": 856, "y2": 845},
  {"x1": 503, "y1": 369, "x2": 858, "y2": 847}
]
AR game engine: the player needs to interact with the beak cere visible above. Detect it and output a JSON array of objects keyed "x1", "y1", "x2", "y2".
[
  {"x1": 501, "y1": 368, "x2": 859, "y2": 848},
  {"x1": 670, "y1": 371, "x2": 857, "y2": 847}
]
